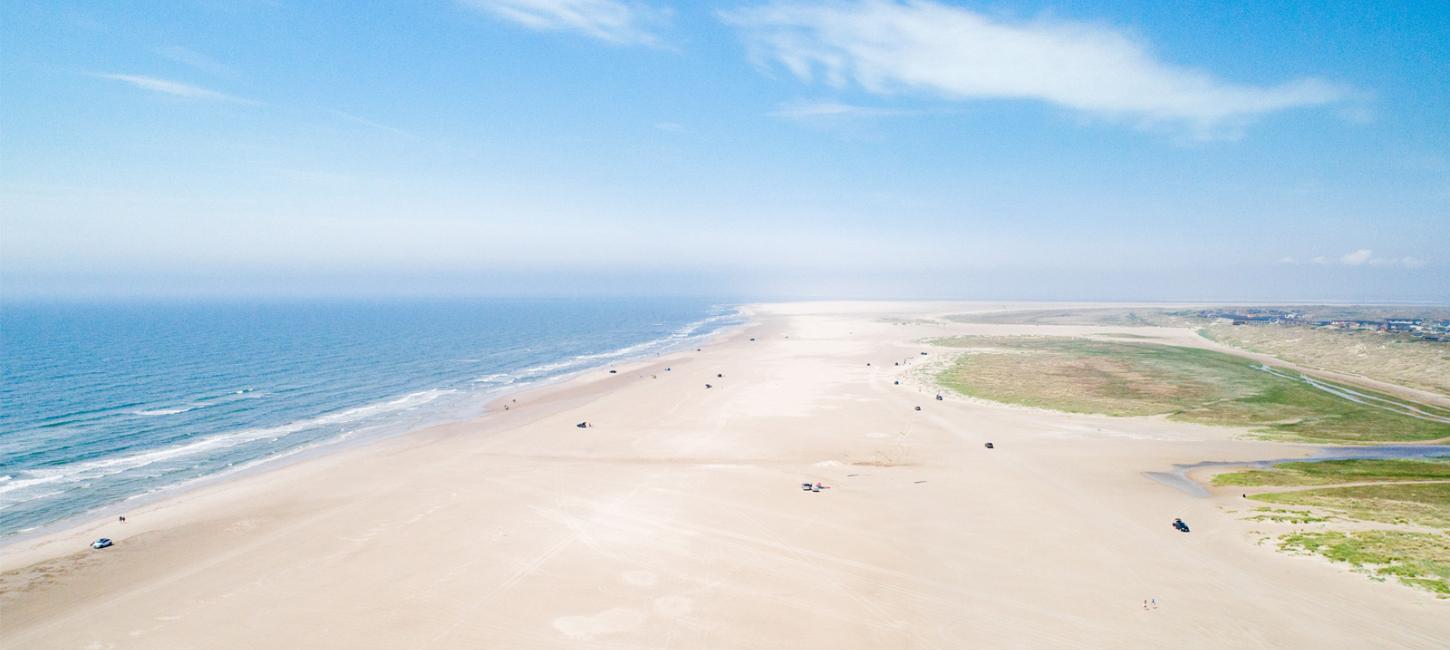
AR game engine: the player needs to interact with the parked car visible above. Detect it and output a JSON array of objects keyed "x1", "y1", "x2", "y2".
[
  {"x1": 91, "y1": 538, "x2": 113, "y2": 549},
  {"x1": 1172, "y1": 518, "x2": 1191, "y2": 533},
  {"x1": 984, "y1": 442, "x2": 994, "y2": 449}
]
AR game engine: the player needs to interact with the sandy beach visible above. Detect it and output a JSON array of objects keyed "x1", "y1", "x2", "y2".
[{"x1": 3, "y1": 301, "x2": 1446, "y2": 648}]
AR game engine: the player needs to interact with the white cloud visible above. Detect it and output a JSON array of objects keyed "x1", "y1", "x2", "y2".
[
  {"x1": 1367, "y1": 255, "x2": 1427, "y2": 268},
  {"x1": 93, "y1": 73, "x2": 257, "y2": 104},
  {"x1": 461, "y1": 0, "x2": 669, "y2": 45},
  {"x1": 1340, "y1": 248, "x2": 1373, "y2": 265},
  {"x1": 154, "y1": 46, "x2": 233, "y2": 76},
  {"x1": 723, "y1": 1, "x2": 1351, "y2": 138},
  {"x1": 1285, "y1": 250, "x2": 1429, "y2": 268},
  {"x1": 329, "y1": 109, "x2": 415, "y2": 138},
  {"x1": 769, "y1": 99, "x2": 922, "y2": 120}
]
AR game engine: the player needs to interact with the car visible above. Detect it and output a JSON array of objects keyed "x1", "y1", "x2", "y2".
[
  {"x1": 1172, "y1": 518, "x2": 1191, "y2": 533},
  {"x1": 984, "y1": 442, "x2": 994, "y2": 449},
  {"x1": 91, "y1": 538, "x2": 113, "y2": 549}
]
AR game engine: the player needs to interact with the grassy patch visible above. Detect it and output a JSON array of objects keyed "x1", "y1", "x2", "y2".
[
  {"x1": 1247, "y1": 508, "x2": 1331, "y2": 524},
  {"x1": 1201, "y1": 322, "x2": 1450, "y2": 395},
  {"x1": 1213, "y1": 458, "x2": 1450, "y2": 487},
  {"x1": 1279, "y1": 530, "x2": 1450, "y2": 596},
  {"x1": 944, "y1": 308, "x2": 1183, "y2": 327},
  {"x1": 1253, "y1": 483, "x2": 1450, "y2": 529},
  {"x1": 933, "y1": 336, "x2": 1450, "y2": 443}
]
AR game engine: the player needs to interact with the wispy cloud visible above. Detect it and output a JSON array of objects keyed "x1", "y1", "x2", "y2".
[
  {"x1": 1287, "y1": 249, "x2": 1427, "y2": 268},
  {"x1": 329, "y1": 109, "x2": 415, "y2": 138},
  {"x1": 769, "y1": 99, "x2": 928, "y2": 121},
  {"x1": 93, "y1": 73, "x2": 258, "y2": 104},
  {"x1": 154, "y1": 45, "x2": 233, "y2": 76},
  {"x1": 723, "y1": 1, "x2": 1352, "y2": 139},
  {"x1": 1369, "y1": 256, "x2": 1427, "y2": 268},
  {"x1": 460, "y1": 0, "x2": 669, "y2": 46},
  {"x1": 653, "y1": 121, "x2": 684, "y2": 132}
]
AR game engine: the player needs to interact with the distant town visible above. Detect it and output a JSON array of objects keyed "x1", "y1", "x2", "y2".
[{"x1": 1194, "y1": 308, "x2": 1450, "y2": 342}]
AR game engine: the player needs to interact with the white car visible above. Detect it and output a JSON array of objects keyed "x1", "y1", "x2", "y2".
[{"x1": 91, "y1": 538, "x2": 113, "y2": 549}]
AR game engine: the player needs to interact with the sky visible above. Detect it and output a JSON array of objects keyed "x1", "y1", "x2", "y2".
[{"x1": 2, "y1": 0, "x2": 1447, "y2": 301}]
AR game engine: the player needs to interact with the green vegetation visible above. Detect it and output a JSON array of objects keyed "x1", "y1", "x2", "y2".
[
  {"x1": 947, "y1": 304, "x2": 1450, "y2": 394},
  {"x1": 1247, "y1": 508, "x2": 1331, "y2": 524},
  {"x1": 1212, "y1": 458, "x2": 1450, "y2": 487},
  {"x1": 1200, "y1": 323, "x2": 1450, "y2": 396},
  {"x1": 1279, "y1": 531, "x2": 1450, "y2": 596},
  {"x1": 934, "y1": 336, "x2": 1450, "y2": 443},
  {"x1": 1213, "y1": 457, "x2": 1450, "y2": 597},
  {"x1": 1255, "y1": 483, "x2": 1450, "y2": 529},
  {"x1": 945, "y1": 308, "x2": 1182, "y2": 327}
]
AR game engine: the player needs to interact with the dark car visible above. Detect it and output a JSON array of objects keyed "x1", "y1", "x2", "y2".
[
  {"x1": 984, "y1": 442, "x2": 994, "y2": 449},
  {"x1": 1172, "y1": 518, "x2": 1190, "y2": 533}
]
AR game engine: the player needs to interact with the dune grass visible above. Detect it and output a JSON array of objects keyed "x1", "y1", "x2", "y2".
[
  {"x1": 1253, "y1": 483, "x2": 1450, "y2": 529},
  {"x1": 934, "y1": 336, "x2": 1450, "y2": 443},
  {"x1": 1279, "y1": 530, "x2": 1450, "y2": 596},
  {"x1": 1213, "y1": 458, "x2": 1450, "y2": 487},
  {"x1": 1217, "y1": 458, "x2": 1450, "y2": 595},
  {"x1": 1247, "y1": 508, "x2": 1331, "y2": 524}
]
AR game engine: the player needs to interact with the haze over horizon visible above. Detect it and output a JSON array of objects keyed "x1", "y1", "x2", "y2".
[{"x1": 3, "y1": 1, "x2": 1447, "y2": 302}]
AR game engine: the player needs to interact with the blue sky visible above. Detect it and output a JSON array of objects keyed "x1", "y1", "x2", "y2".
[{"x1": 2, "y1": 1, "x2": 1447, "y2": 301}]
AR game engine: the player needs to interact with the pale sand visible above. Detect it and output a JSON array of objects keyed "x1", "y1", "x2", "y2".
[{"x1": 3, "y1": 302, "x2": 1447, "y2": 648}]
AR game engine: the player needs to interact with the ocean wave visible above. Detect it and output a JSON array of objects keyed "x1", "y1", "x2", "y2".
[
  {"x1": 0, "y1": 388, "x2": 455, "y2": 504},
  {"x1": 129, "y1": 389, "x2": 265, "y2": 418},
  {"x1": 133, "y1": 406, "x2": 195, "y2": 417},
  {"x1": 513, "y1": 308, "x2": 742, "y2": 381}
]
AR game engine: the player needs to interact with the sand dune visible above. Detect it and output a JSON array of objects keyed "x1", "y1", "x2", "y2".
[{"x1": 3, "y1": 302, "x2": 1446, "y2": 648}]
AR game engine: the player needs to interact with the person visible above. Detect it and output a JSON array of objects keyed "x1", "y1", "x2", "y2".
[{"x1": 118, "y1": 515, "x2": 126, "y2": 523}]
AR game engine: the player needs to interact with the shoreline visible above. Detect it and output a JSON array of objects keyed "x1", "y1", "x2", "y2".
[
  {"x1": 0, "y1": 309, "x2": 753, "y2": 559},
  {"x1": 4, "y1": 301, "x2": 1445, "y2": 648}
]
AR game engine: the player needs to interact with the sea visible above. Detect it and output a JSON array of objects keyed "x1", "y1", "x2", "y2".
[{"x1": 0, "y1": 298, "x2": 742, "y2": 538}]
